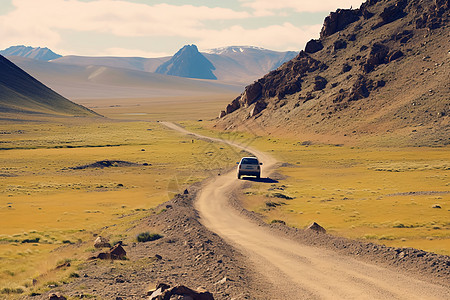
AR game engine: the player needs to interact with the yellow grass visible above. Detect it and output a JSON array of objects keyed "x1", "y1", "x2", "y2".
[
  {"x1": 0, "y1": 118, "x2": 242, "y2": 295},
  {"x1": 182, "y1": 121, "x2": 450, "y2": 255}
]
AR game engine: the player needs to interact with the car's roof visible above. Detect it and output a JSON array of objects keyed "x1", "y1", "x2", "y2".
[{"x1": 241, "y1": 157, "x2": 258, "y2": 160}]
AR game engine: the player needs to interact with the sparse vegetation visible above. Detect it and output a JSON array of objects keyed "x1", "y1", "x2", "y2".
[{"x1": 137, "y1": 232, "x2": 163, "y2": 243}]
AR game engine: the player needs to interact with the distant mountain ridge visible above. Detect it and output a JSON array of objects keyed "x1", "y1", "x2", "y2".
[
  {"x1": 2, "y1": 45, "x2": 296, "y2": 85},
  {"x1": 0, "y1": 55, "x2": 98, "y2": 116},
  {"x1": 0, "y1": 45, "x2": 62, "y2": 61},
  {"x1": 155, "y1": 45, "x2": 216, "y2": 80}
]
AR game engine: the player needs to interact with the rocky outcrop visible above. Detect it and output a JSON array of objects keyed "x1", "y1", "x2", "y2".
[
  {"x1": 363, "y1": 43, "x2": 390, "y2": 73},
  {"x1": 305, "y1": 39, "x2": 324, "y2": 54},
  {"x1": 306, "y1": 222, "x2": 326, "y2": 233},
  {"x1": 314, "y1": 76, "x2": 328, "y2": 91},
  {"x1": 375, "y1": 0, "x2": 407, "y2": 28},
  {"x1": 94, "y1": 236, "x2": 111, "y2": 248},
  {"x1": 320, "y1": 9, "x2": 361, "y2": 38},
  {"x1": 416, "y1": 0, "x2": 449, "y2": 29},
  {"x1": 220, "y1": 52, "x2": 327, "y2": 117},
  {"x1": 148, "y1": 283, "x2": 214, "y2": 300},
  {"x1": 91, "y1": 243, "x2": 127, "y2": 260}
]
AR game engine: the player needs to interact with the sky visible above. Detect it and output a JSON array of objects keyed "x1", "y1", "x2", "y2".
[{"x1": 0, "y1": 0, "x2": 365, "y2": 57}]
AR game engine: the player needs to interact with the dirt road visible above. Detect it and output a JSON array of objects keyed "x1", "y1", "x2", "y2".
[{"x1": 162, "y1": 122, "x2": 449, "y2": 300}]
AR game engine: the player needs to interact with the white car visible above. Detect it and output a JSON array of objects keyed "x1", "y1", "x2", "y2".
[{"x1": 237, "y1": 157, "x2": 262, "y2": 179}]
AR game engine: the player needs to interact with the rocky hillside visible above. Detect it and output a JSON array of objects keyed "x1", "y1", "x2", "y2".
[
  {"x1": 0, "y1": 55, "x2": 98, "y2": 116},
  {"x1": 217, "y1": 0, "x2": 449, "y2": 146},
  {"x1": 155, "y1": 44, "x2": 217, "y2": 80},
  {"x1": 0, "y1": 45, "x2": 62, "y2": 61}
]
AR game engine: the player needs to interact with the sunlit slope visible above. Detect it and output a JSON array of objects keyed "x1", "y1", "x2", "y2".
[{"x1": 0, "y1": 55, "x2": 98, "y2": 116}]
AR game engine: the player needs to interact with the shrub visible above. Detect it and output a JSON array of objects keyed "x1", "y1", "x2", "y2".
[
  {"x1": 21, "y1": 237, "x2": 40, "y2": 243},
  {"x1": 1, "y1": 287, "x2": 24, "y2": 294},
  {"x1": 270, "y1": 219, "x2": 286, "y2": 225},
  {"x1": 69, "y1": 272, "x2": 80, "y2": 278},
  {"x1": 137, "y1": 232, "x2": 162, "y2": 243}
]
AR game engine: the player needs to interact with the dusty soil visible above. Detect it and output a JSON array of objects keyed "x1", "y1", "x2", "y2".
[{"x1": 37, "y1": 122, "x2": 449, "y2": 300}]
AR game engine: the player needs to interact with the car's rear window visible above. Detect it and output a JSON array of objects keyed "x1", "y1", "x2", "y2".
[{"x1": 241, "y1": 158, "x2": 259, "y2": 165}]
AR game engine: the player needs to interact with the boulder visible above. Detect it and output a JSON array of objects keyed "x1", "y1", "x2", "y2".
[
  {"x1": 349, "y1": 76, "x2": 370, "y2": 101},
  {"x1": 250, "y1": 101, "x2": 267, "y2": 117},
  {"x1": 334, "y1": 40, "x2": 347, "y2": 51},
  {"x1": 241, "y1": 82, "x2": 262, "y2": 106},
  {"x1": 305, "y1": 39, "x2": 324, "y2": 54},
  {"x1": 148, "y1": 284, "x2": 214, "y2": 300},
  {"x1": 389, "y1": 50, "x2": 404, "y2": 62},
  {"x1": 314, "y1": 76, "x2": 328, "y2": 91},
  {"x1": 219, "y1": 110, "x2": 226, "y2": 118},
  {"x1": 225, "y1": 97, "x2": 241, "y2": 114},
  {"x1": 94, "y1": 236, "x2": 111, "y2": 249},
  {"x1": 364, "y1": 43, "x2": 389, "y2": 72},
  {"x1": 306, "y1": 222, "x2": 326, "y2": 233},
  {"x1": 49, "y1": 293, "x2": 66, "y2": 300},
  {"x1": 95, "y1": 243, "x2": 127, "y2": 260},
  {"x1": 342, "y1": 63, "x2": 352, "y2": 73}
]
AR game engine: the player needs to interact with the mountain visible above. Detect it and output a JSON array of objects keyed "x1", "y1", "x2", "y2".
[
  {"x1": 47, "y1": 46, "x2": 295, "y2": 84},
  {"x1": 0, "y1": 45, "x2": 62, "y2": 61},
  {"x1": 9, "y1": 56, "x2": 242, "y2": 100},
  {"x1": 155, "y1": 44, "x2": 217, "y2": 80},
  {"x1": 217, "y1": 0, "x2": 449, "y2": 146},
  {"x1": 0, "y1": 55, "x2": 98, "y2": 116},
  {"x1": 204, "y1": 46, "x2": 297, "y2": 84},
  {"x1": 52, "y1": 55, "x2": 170, "y2": 73}
]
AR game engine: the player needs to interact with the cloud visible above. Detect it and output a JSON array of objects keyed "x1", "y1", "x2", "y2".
[
  {"x1": 240, "y1": 0, "x2": 365, "y2": 15},
  {"x1": 195, "y1": 23, "x2": 322, "y2": 52},
  {"x1": 0, "y1": 0, "x2": 339, "y2": 56},
  {"x1": 0, "y1": 0, "x2": 250, "y2": 49}
]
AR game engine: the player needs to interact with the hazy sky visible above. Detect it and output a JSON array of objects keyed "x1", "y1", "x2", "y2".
[{"x1": 0, "y1": 0, "x2": 364, "y2": 57}]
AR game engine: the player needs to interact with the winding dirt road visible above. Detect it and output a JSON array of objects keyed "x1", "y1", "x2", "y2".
[{"x1": 162, "y1": 122, "x2": 449, "y2": 300}]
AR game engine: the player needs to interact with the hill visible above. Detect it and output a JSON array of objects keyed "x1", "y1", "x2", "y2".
[
  {"x1": 47, "y1": 46, "x2": 296, "y2": 85},
  {"x1": 0, "y1": 55, "x2": 98, "y2": 116},
  {"x1": 217, "y1": 0, "x2": 449, "y2": 146},
  {"x1": 9, "y1": 56, "x2": 242, "y2": 99},
  {"x1": 0, "y1": 45, "x2": 62, "y2": 61},
  {"x1": 155, "y1": 44, "x2": 216, "y2": 80}
]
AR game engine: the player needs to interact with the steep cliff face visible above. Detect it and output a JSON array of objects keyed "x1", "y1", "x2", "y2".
[{"x1": 217, "y1": 0, "x2": 449, "y2": 146}]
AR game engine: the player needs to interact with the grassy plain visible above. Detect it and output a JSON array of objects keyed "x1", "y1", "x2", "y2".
[
  {"x1": 0, "y1": 113, "x2": 242, "y2": 295},
  {"x1": 182, "y1": 121, "x2": 450, "y2": 255}
]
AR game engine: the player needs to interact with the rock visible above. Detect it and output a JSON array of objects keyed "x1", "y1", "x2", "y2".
[
  {"x1": 49, "y1": 293, "x2": 66, "y2": 300},
  {"x1": 183, "y1": 189, "x2": 189, "y2": 195},
  {"x1": 219, "y1": 110, "x2": 226, "y2": 118},
  {"x1": 250, "y1": 101, "x2": 267, "y2": 117},
  {"x1": 306, "y1": 222, "x2": 326, "y2": 233},
  {"x1": 342, "y1": 63, "x2": 352, "y2": 73},
  {"x1": 314, "y1": 76, "x2": 328, "y2": 91},
  {"x1": 334, "y1": 39, "x2": 347, "y2": 51},
  {"x1": 96, "y1": 243, "x2": 127, "y2": 260},
  {"x1": 432, "y1": 204, "x2": 441, "y2": 208},
  {"x1": 214, "y1": 276, "x2": 232, "y2": 285},
  {"x1": 241, "y1": 82, "x2": 262, "y2": 106},
  {"x1": 94, "y1": 236, "x2": 111, "y2": 249},
  {"x1": 148, "y1": 284, "x2": 213, "y2": 300},
  {"x1": 320, "y1": 9, "x2": 360, "y2": 38},
  {"x1": 305, "y1": 39, "x2": 323, "y2": 54},
  {"x1": 364, "y1": 43, "x2": 389, "y2": 72},
  {"x1": 349, "y1": 75, "x2": 370, "y2": 100},
  {"x1": 389, "y1": 50, "x2": 404, "y2": 62},
  {"x1": 110, "y1": 244, "x2": 126, "y2": 259},
  {"x1": 225, "y1": 97, "x2": 240, "y2": 114},
  {"x1": 380, "y1": 1, "x2": 406, "y2": 24}
]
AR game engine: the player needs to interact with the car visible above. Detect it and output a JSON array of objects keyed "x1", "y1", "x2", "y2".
[{"x1": 237, "y1": 157, "x2": 262, "y2": 179}]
